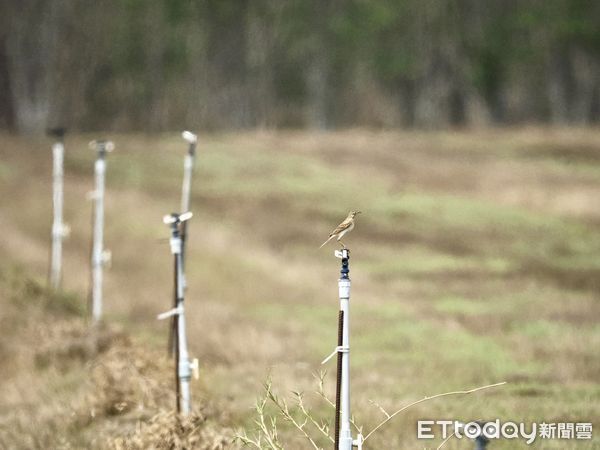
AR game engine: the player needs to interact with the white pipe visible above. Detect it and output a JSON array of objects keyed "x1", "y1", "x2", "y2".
[
  {"x1": 177, "y1": 244, "x2": 192, "y2": 414},
  {"x1": 91, "y1": 155, "x2": 105, "y2": 322},
  {"x1": 167, "y1": 218, "x2": 193, "y2": 415},
  {"x1": 89, "y1": 140, "x2": 113, "y2": 322},
  {"x1": 50, "y1": 141, "x2": 64, "y2": 289},
  {"x1": 179, "y1": 131, "x2": 196, "y2": 294},
  {"x1": 181, "y1": 153, "x2": 193, "y2": 213},
  {"x1": 339, "y1": 276, "x2": 353, "y2": 450},
  {"x1": 180, "y1": 131, "x2": 197, "y2": 214}
]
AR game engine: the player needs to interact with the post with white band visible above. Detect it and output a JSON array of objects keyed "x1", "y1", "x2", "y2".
[
  {"x1": 158, "y1": 212, "x2": 199, "y2": 415},
  {"x1": 168, "y1": 131, "x2": 198, "y2": 356},
  {"x1": 48, "y1": 128, "x2": 68, "y2": 289},
  {"x1": 322, "y1": 248, "x2": 363, "y2": 450},
  {"x1": 89, "y1": 140, "x2": 113, "y2": 323}
]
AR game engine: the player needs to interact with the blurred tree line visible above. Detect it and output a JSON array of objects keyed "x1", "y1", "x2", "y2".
[{"x1": 0, "y1": 0, "x2": 599, "y2": 133}]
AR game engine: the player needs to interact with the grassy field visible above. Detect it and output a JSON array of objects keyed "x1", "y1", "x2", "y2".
[{"x1": 0, "y1": 129, "x2": 599, "y2": 449}]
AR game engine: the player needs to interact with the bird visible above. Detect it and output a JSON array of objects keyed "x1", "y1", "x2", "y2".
[{"x1": 319, "y1": 210, "x2": 361, "y2": 249}]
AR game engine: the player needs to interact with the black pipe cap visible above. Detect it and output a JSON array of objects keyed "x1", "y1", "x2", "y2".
[{"x1": 47, "y1": 127, "x2": 67, "y2": 139}]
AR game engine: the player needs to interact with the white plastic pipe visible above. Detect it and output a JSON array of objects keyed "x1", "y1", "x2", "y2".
[
  {"x1": 163, "y1": 212, "x2": 195, "y2": 415},
  {"x1": 175, "y1": 239, "x2": 192, "y2": 414},
  {"x1": 90, "y1": 141, "x2": 112, "y2": 322},
  {"x1": 338, "y1": 276, "x2": 353, "y2": 450},
  {"x1": 180, "y1": 131, "x2": 197, "y2": 214},
  {"x1": 179, "y1": 131, "x2": 197, "y2": 295},
  {"x1": 91, "y1": 156, "x2": 105, "y2": 322},
  {"x1": 50, "y1": 141, "x2": 64, "y2": 289}
]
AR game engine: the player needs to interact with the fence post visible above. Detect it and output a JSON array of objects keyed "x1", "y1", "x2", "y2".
[
  {"x1": 337, "y1": 249, "x2": 353, "y2": 450},
  {"x1": 48, "y1": 127, "x2": 67, "y2": 289},
  {"x1": 168, "y1": 131, "x2": 198, "y2": 356},
  {"x1": 323, "y1": 248, "x2": 362, "y2": 449},
  {"x1": 180, "y1": 131, "x2": 197, "y2": 218},
  {"x1": 158, "y1": 212, "x2": 199, "y2": 415},
  {"x1": 89, "y1": 140, "x2": 113, "y2": 323}
]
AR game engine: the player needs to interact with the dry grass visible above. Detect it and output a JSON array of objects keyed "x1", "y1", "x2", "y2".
[
  {"x1": 0, "y1": 269, "x2": 234, "y2": 449},
  {"x1": 0, "y1": 128, "x2": 599, "y2": 448}
]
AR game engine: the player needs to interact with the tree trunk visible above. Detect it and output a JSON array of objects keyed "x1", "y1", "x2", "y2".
[
  {"x1": 305, "y1": 0, "x2": 331, "y2": 129},
  {"x1": 5, "y1": 0, "x2": 60, "y2": 133}
]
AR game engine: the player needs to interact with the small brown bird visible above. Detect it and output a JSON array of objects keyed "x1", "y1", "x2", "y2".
[{"x1": 319, "y1": 210, "x2": 361, "y2": 249}]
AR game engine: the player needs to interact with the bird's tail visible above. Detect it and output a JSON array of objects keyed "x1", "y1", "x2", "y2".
[{"x1": 319, "y1": 235, "x2": 335, "y2": 249}]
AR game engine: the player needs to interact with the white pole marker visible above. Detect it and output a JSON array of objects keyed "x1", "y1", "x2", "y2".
[{"x1": 90, "y1": 140, "x2": 113, "y2": 322}]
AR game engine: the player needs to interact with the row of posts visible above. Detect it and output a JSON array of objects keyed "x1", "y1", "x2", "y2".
[
  {"x1": 48, "y1": 128, "x2": 111, "y2": 324},
  {"x1": 46, "y1": 131, "x2": 487, "y2": 448},
  {"x1": 47, "y1": 130, "x2": 198, "y2": 415}
]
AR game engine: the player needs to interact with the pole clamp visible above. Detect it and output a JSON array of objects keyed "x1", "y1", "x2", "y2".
[
  {"x1": 170, "y1": 237, "x2": 182, "y2": 255},
  {"x1": 157, "y1": 306, "x2": 183, "y2": 320},
  {"x1": 53, "y1": 223, "x2": 71, "y2": 238},
  {"x1": 102, "y1": 250, "x2": 112, "y2": 267},
  {"x1": 321, "y1": 345, "x2": 349, "y2": 365},
  {"x1": 189, "y1": 358, "x2": 200, "y2": 380}
]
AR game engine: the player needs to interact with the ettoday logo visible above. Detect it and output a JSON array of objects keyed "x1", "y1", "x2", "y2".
[{"x1": 417, "y1": 420, "x2": 593, "y2": 445}]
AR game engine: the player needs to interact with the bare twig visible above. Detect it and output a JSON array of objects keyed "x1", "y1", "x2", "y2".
[
  {"x1": 294, "y1": 391, "x2": 334, "y2": 443},
  {"x1": 265, "y1": 384, "x2": 322, "y2": 450},
  {"x1": 314, "y1": 371, "x2": 362, "y2": 434},
  {"x1": 363, "y1": 382, "x2": 506, "y2": 442},
  {"x1": 234, "y1": 379, "x2": 283, "y2": 449},
  {"x1": 368, "y1": 399, "x2": 391, "y2": 419}
]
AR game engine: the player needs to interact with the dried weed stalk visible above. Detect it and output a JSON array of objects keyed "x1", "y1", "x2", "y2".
[{"x1": 236, "y1": 372, "x2": 506, "y2": 449}]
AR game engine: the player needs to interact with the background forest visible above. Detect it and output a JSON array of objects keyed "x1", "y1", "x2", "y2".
[{"x1": 1, "y1": 0, "x2": 600, "y2": 133}]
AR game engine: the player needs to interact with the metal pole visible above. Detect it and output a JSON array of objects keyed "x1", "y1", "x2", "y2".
[
  {"x1": 158, "y1": 212, "x2": 198, "y2": 415},
  {"x1": 90, "y1": 140, "x2": 113, "y2": 323},
  {"x1": 48, "y1": 128, "x2": 66, "y2": 289},
  {"x1": 180, "y1": 130, "x2": 197, "y2": 271},
  {"x1": 169, "y1": 131, "x2": 198, "y2": 356},
  {"x1": 474, "y1": 422, "x2": 490, "y2": 450},
  {"x1": 334, "y1": 310, "x2": 344, "y2": 449},
  {"x1": 475, "y1": 437, "x2": 489, "y2": 450},
  {"x1": 176, "y1": 237, "x2": 192, "y2": 414}
]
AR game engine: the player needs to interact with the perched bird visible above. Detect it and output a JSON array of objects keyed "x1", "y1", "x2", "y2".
[{"x1": 320, "y1": 210, "x2": 361, "y2": 249}]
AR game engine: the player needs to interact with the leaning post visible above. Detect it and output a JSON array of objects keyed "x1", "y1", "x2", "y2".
[{"x1": 168, "y1": 131, "x2": 198, "y2": 356}]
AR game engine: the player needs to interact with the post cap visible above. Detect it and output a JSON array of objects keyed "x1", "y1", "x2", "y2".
[
  {"x1": 89, "y1": 140, "x2": 115, "y2": 153},
  {"x1": 334, "y1": 249, "x2": 350, "y2": 259},
  {"x1": 163, "y1": 211, "x2": 193, "y2": 225},
  {"x1": 47, "y1": 127, "x2": 67, "y2": 139},
  {"x1": 182, "y1": 131, "x2": 197, "y2": 144}
]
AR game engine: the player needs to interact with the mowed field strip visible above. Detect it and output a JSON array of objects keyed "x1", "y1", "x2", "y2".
[{"x1": 0, "y1": 129, "x2": 599, "y2": 448}]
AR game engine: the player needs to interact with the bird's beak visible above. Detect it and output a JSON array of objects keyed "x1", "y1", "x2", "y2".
[{"x1": 356, "y1": 211, "x2": 362, "y2": 214}]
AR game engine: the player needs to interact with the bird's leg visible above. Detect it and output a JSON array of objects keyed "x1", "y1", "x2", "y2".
[{"x1": 339, "y1": 241, "x2": 346, "y2": 249}]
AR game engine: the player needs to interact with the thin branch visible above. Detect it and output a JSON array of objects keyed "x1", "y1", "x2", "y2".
[
  {"x1": 314, "y1": 371, "x2": 362, "y2": 434},
  {"x1": 363, "y1": 382, "x2": 506, "y2": 442},
  {"x1": 259, "y1": 382, "x2": 284, "y2": 450},
  {"x1": 294, "y1": 391, "x2": 334, "y2": 443},
  {"x1": 266, "y1": 386, "x2": 322, "y2": 450},
  {"x1": 234, "y1": 379, "x2": 283, "y2": 450},
  {"x1": 368, "y1": 399, "x2": 391, "y2": 419}
]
